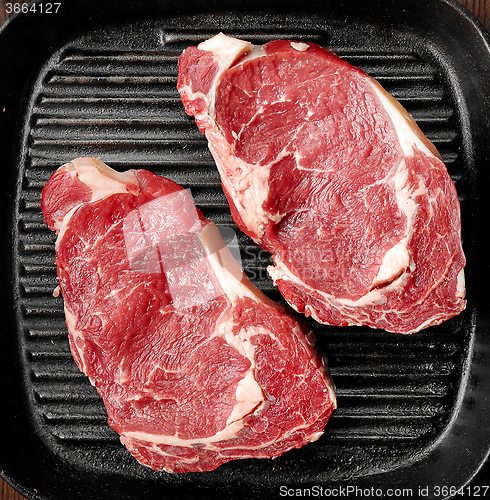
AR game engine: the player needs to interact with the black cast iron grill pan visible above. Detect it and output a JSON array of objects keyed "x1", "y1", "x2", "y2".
[{"x1": 1, "y1": 1, "x2": 489, "y2": 499}]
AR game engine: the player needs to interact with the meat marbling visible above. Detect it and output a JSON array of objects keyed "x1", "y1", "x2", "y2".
[
  {"x1": 177, "y1": 33, "x2": 466, "y2": 334},
  {"x1": 41, "y1": 157, "x2": 336, "y2": 473}
]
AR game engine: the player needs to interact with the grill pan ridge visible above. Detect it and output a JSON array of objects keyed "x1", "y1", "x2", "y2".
[{"x1": 1, "y1": 1, "x2": 490, "y2": 499}]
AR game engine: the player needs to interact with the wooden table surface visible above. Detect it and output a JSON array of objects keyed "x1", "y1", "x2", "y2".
[{"x1": 0, "y1": 0, "x2": 489, "y2": 499}]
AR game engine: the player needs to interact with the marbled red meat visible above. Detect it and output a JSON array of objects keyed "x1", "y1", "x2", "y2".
[
  {"x1": 41, "y1": 157, "x2": 336, "y2": 473},
  {"x1": 178, "y1": 34, "x2": 466, "y2": 334}
]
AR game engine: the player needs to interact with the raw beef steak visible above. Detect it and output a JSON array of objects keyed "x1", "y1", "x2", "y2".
[
  {"x1": 177, "y1": 34, "x2": 466, "y2": 334},
  {"x1": 41, "y1": 157, "x2": 336, "y2": 473}
]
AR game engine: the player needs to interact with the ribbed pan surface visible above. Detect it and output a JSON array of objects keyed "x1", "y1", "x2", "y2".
[{"x1": 14, "y1": 16, "x2": 471, "y2": 486}]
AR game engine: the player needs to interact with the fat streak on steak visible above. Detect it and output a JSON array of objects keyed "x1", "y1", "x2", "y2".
[
  {"x1": 177, "y1": 34, "x2": 466, "y2": 334},
  {"x1": 41, "y1": 157, "x2": 336, "y2": 473}
]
